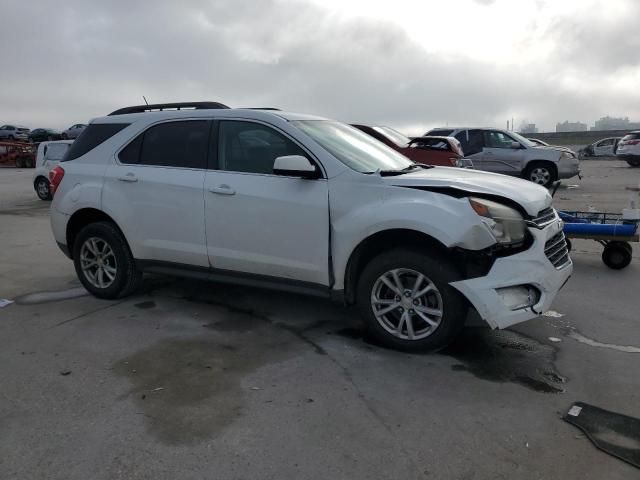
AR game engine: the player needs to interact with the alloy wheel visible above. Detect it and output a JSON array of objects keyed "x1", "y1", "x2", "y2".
[
  {"x1": 80, "y1": 237, "x2": 117, "y2": 289},
  {"x1": 529, "y1": 167, "x2": 551, "y2": 185},
  {"x1": 370, "y1": 268, "x2": 443, "y2": 340}
]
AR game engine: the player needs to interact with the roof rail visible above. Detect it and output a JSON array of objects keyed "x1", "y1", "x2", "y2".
[
  {"x1": 108, "y1": 101, "x2": 230, "y2": 116},
  {"x1": 243, "y1": 107, "x2": 282, "y2": 111}
]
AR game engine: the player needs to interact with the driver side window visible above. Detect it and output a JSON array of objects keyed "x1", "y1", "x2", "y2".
[
  {"x1": 484, "y1": 131, "x2": 515, "y2": 149},
  {"x1": 217, "y1": 121, "x2": 307, "y2": 174}
]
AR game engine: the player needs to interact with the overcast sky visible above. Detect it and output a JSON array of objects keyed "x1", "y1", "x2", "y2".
[{"x1": 1, "y1": 0, "x2": 639, "y2": 134}]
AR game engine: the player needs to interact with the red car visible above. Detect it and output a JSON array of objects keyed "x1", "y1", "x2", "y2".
[{"x1": 351, "y1": 124, "x2": 468, "y2": 167}]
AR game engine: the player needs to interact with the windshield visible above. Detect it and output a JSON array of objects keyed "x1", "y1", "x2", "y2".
[
  {"x1": 292, "y1": 120, "x2": 414, "y2": 173},
  {"x1": 373, "y1": 126, "x2": 410, "y2": 147},
  {"x1": 509, "y1": 131, "x2": 536, "y2": 148}
]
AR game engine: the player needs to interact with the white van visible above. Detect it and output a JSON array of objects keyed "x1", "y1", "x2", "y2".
[{"x1": 32, "y1": 140, "x2": 73, "y2": 200}]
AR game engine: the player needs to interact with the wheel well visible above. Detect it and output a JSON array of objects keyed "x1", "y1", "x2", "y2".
[
  {"x1": 33, "y1": 175, "x2": 48, "y2": 186},
  {"x1": 524, "y1": 160, "x2": 557, "y2": 177},
  {"x1": 343, "y1": 229, "x2": 452, "y2": 304},
  {"x1": 66, "y1": 209, "x2": 122, "y2": 259}
]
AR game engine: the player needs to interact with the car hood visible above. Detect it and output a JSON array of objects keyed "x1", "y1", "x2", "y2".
[{"x1": 383, "y1": 167, "x2": 552, "y2": 216}]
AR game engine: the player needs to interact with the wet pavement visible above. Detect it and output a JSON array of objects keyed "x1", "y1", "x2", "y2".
[{"x1": 1, "y1": 161, "x2": 639, "y2": 479}]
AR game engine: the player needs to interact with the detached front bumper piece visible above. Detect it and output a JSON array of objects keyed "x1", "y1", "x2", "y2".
[{"x1": 450, "y1": 220, "x2": 572, "y2": 329}]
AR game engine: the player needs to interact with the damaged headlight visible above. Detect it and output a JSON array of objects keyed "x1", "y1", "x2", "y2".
[{"x1": 469, "y1": 197, "x2": 526, "y2": 245}]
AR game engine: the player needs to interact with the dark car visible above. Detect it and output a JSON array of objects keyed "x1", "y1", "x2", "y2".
[
  {"x1": 28, "y1": 128, "x2": 62, "y2": 143},
  {"x1": 351, "y1": 124, "x2": 468, "y2": 167}
]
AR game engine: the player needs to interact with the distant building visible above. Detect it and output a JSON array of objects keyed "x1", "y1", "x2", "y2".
[
  {"x1": 592, "y1": 116, "x2": 640, "y2": 131},
  {"x1": 556, "y1": 121, "x2": 587, "y2": 133},
  {"x1": 520, "y1": 123, "x2": 538, "y2": 134}
]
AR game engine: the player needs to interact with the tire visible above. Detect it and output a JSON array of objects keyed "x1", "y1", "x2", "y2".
[
  {"x1": 356, "y1": 248, "x2": 468, "y2": 352},
  {"x1": 15, "y1": 157, "x2": 24, "y2": 168},
  {"x1": 61, "y1": 133, "x2": 68, "y2": 139},
  {"x1": 524, "y1": 161, "x2": 557, "y2": 188},
  {"x1": 627, "y1": 159, "x2": 640, "y2": 167},
  {"x1": 602, "y1": 242, "x2": 632, "y2": 270},
  {"x1": 8, "y1": 135, "x2": 15, "y2": 141},
  {"x1": 72, "y1": 221, "x2": 142, "y2": 299},
  {"x1": 35, "y1": 177, "x2": 51, "y2": 200},
  {"x1": 24, "y1": 157, "x2": 34, "y2": 168},
  {"x1": 47, "y1": 135, "x2": 53, "y2": 141}
]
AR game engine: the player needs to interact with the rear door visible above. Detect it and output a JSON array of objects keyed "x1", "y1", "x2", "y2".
[
  {"x1": 204, "y1": 119, "x2": 330, "y2": 286},
  {"x1": 454, "y1": 129, "x2": 486, "y2": 168},
  {"x1": 480, "y1": 130, "x2": 525, "y2": 175},
  {"x1": 102, "y1": 120, "x2": 210, "y2": 267}
]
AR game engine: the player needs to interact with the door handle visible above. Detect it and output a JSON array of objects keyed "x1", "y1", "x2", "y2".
[
  {"x1": 209, "y1": 184, "x2": 235, "y2": 195},
  {"x1": 117, "y1": 173, "x2": 138, "y2": 182}
]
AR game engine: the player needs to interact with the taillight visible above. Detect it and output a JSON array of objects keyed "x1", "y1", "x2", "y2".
[
  {"x1": 627, "y1": 140, "x2": 640, "y2": 145},
  {"x1": 49, "y1": 166, "x2": 65, "y2": 196}
]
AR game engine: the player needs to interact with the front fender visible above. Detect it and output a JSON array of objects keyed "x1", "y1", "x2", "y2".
[{"x1": 331, "y1": 186, "x2": 496, "y2": 290}]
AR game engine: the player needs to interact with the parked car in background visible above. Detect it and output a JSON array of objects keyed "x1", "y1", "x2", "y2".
[
  {"x1": 0, "y1": 141, "x2": 36, "y2": 167},
  {"x1": 48, "y1": 101, "x2": 571, "y2": 352},
  {"x1": 0, "y1": 125, "x2": 30, "y2": 141},
  {"x1": 32, "y1": 140, "x2": 73, "y2": 199},
  {"x1": 351, "y1": 124, "x2": 470, "y2": 167},
  {"x1": 425, "y1": 127, "x2": 580, "y2": 187},
  {"x1": 581, "y1": 137, "x2": 620, "y2": 157},
  {"x1": 61, "y1": 124, "x2": 87, "y2": 139},
  {"x1": 28, "y1": 128, "x2": 63, "y2": 143},
  {"x1": 616, "y1": 131, "x2": 640, "y2": 167}
]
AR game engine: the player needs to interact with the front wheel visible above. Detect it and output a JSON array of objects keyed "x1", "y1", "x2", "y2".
[
  {"x1": 73, "y1": 222, "x2": 142, "y2": 299},
  {"x1": 35, "y1": 177, "x2": 51, "y2": 200},
  {"x1": 356, "y1": 249, "x2": 468, "y2": 352},
  {"x1": 524, "y1": 162, "x2": 557, "y2": 188}
]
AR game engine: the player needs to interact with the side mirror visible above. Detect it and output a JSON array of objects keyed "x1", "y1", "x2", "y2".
[
  {"x1": 510, "y1": 141, "x2": 521, "y2": 149},
  {"x1": 273, "y1": 155, "x2": 320, "y2": 179}
]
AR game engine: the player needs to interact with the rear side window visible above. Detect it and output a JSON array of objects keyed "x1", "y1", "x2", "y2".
[
  {"x1": 63, "y1": 124, "x2": 129, "y2": 161},
  {"x1": 119, "y1": 120, "x2": 209, "y2": 169},
  {"x1": 622, "y1": 133, "x2": 640, "y2": 141},
  {"x1": 45, "y1": 143, "x2": 70, "y2": 161}
]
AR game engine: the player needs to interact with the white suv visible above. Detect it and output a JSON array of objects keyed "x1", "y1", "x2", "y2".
[
  {"x1": 33, "y1": 140, "x2": 74, "y2": 200},
  {"x1": 616, "y1": 131, "x2": 640, "y2": 167},
  {"x1": 49, "y1": 102, "x2": 572, "y2": 351}
]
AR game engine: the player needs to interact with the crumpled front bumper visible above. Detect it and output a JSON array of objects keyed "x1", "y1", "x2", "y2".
[{"x1": 450, "y1": 220, "x2": 572, "y2": 329}]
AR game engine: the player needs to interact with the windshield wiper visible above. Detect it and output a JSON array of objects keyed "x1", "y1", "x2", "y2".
[{"x1": 379, "y1": 163, "x2": 433, "y2": 176}]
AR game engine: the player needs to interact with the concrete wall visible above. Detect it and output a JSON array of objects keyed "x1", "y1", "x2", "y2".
[{"x1": 522, "y1": 129, "x2": 633, "y2": 147}]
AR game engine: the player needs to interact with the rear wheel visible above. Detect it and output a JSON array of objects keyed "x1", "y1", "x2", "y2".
[
  {"x1": 24, "y1": 157, "x2": 34, "y2": 168},
  {"x1": 15, "y1": 157, "x2": 24, "y2": 168},
  {"x1": 626, "y1": 158, "x2": 640, "y2": 167},
  {"x1": 356, "y1": 249, "x2": 468, "y2": 352},
  {"x1": 602, "y1": 242, "x2": 632, "y2": 270},
  {"x1": 524, "y1": 161, "x2": 557, "y2": 188},
  {"x1": 73, "y1": 222, "x2": 142, "y2": 299},
  {"x1": 35, "y1": 177, "x2": 51, "y2": 200}
]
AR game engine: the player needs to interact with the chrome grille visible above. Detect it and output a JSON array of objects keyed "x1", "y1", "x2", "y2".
[
  {"x1": 531, "y1": 207, "x2": 557, "y2": 227},
  {"x1": 545, "y1": 231, "x2": 571, "y2": 269}
]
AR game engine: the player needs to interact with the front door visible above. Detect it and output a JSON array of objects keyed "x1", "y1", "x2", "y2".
[
  {"x1": 204, "y1": 120, "x2": 330, "y2": 286},
  {"x1": 481, "y1": 130, "x2": 525, "y2": 175},
  {"x1": 455, "y1": 129, "x2": 487, "y2": 169}
]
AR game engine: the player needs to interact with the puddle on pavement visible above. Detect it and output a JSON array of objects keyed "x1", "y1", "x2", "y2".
[
  {"x1": 443, "y1": 328, "x2": 566, "y2": 393},
  {"x1": 134, "y1": 300, "x2": 156, "y2": 310},
  {"x1": 114, "y1": 307, "x2": 308, "y2": 445},
  {"x1": 335, "y1": 327, "x2": 565, "y2": 393},
  {"x1": 13, "y1": 287, "x2": 88, "y2": 305}
]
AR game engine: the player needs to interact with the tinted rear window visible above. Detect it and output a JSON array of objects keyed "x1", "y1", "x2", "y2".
[
  {"x1": 426, "y1": 129, "x2": 453, "y2": 136},
  {"x1": 63, "y1": 123, "x2": 129, "y2": 161}
]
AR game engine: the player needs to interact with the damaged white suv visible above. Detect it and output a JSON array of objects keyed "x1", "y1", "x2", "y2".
[{"x1": 49, "y1": 102, "x2": 572, "y2": 351}]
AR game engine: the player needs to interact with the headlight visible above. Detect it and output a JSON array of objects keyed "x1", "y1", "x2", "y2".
[
  {"x1": 560, "y1": 151, "x2": 575, "y2": 160},
  {"x1": 469, "y1": 197, "x2": 526, "y2": 245}
]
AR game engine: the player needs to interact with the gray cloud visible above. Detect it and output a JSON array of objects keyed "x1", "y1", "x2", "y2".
[{"x1": 0, "y1": 0, "x2": 638, "y2": 134}]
